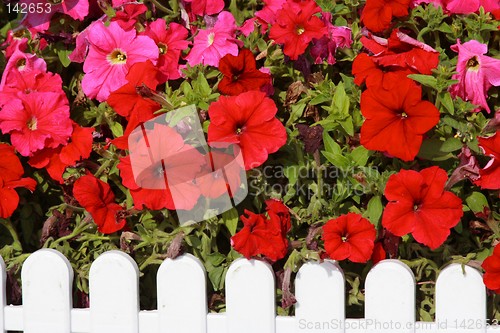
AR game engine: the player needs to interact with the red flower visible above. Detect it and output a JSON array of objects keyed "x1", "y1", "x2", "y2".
[
  {"x1": 361, "y1": 0, "x2": 411, "y2": 33},
  {"x1": 196, "y1": 150, "x2": 243, "y2": 199},
  {"x1": 231, "y1": 209, "x2": 288, "y2": 261},
  {"x1": 269, "y1": 0, "x2": 327, "y2": 60},
  {"x1": 265, "y1": 199, "x2": 291, "y2": 235},
  {"x1": 475, "y1": 131, "x2": 500, "y2": 190},
  {"x1": 352, "y1": 53, "x2": 385, "y2": 88},
  {"x1": 111, "y1": 4, "x2": 148, "y2": 31},
  {"x1": 218, "y1": 49, "x2": 271, "y2": 96},
  {"x1": 183, "y1": 0, "x2": 225, "y2": 16},
  {"x1": 382, "y1": 166, "x2": 463, "y2": 250},
  {"x1": 322, "y1": 213, "x2": 377, "y2": 263},
  {"x1": 371, "y1": 241, "x2": 387, "y2": 264},
  {"x1": 29, "y1": 122, "x2": 94, "y2": 183},
  {"x1": 482, "y1": 244, "x2": 500, "y2": 294},
  {"x1": 73, "y1": 174, "x2": 126, "y2": 234},
  {"x1": 207, "y1": 91, "x2": 287, "y2": 170},
  {"x1": 360, "y1": 73, "x2": 440, "y2": 161},
  {"x1": 0, "y1": 143, "x2": 37, "y2": 218}
]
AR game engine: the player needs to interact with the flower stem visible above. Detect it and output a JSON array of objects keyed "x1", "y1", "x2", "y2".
[{"x1": 0, "y1": 218, "x2": 22, "y2": 251}]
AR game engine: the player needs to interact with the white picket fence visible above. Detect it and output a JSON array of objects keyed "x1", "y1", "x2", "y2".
[{"x1": 0, "y1": 249, "x2": 497, "y2": 333}]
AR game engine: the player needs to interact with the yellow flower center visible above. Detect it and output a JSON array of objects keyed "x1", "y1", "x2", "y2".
[
  {"x1": 466, "y1": 56, "x2": 480, "y2": 71},
  {"x1": 207, "y1": 32, "x2": 215, "y2": 46},
  {"x1": 108, "y1": 49, "x2": 127, "y2": 65},
  {"x1": 27, "y1": 117, "x2": 37, "y2": 131},
  {"x1": 296, "y1": 26, "x2": 305, "y2": 35},
  {"x1": 158, "y1": 43, "x2": 168, "y2": 55}
]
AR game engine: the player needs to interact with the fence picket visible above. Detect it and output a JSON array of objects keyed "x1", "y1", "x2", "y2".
[
  {"x1": 365, "y1": 260, "x2": 415, "y2": 333},
  {"x1": 157, "y1": 253, "x2": 207, "y2": 333},
  {"x1": 89, "y1": 250, "x2": 139, "y2": 333},
  {"x1": 21, "y1": 249, "x2": 73, "y2": 333},
  {"x1": 225, "y1": 258, "x2": 275, "y2": 333},
  {"x1": 0, "y1": 255, "x2": 5, "y2": 333},
  {"x1": 435, "y1": 263, "x2": 486, "y2": 333},
  {"x1": 295, "y1": 260, "x2": 345, "y2": 333}
]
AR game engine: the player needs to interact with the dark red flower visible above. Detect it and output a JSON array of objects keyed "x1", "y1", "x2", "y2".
[
  {"x1": 322, "y1": 213, "x2": 377, "y2": 263},
  {"x1": 382, "y1": 166, "x2": 464, "y2": 250},
  {"x1": 218, "y1": 49, "x2": 271, "y2": 96},
  {"x1": 73, "y1": 174, "x2": 126, "y2": 234},
  {"x1": 360, "y1": 72, "x2": 440, "y2": 161},
  {"x1": 29, "y1": 122, "x2": 94, "y2": 183},
  {"x1": 0, "y1": 143, "x2": 37, "y2": 218},
  {"x1": 361, "y1": 0, "x2": 411, "y2": 33},
  {"x1": 207, "y1": 91, "x2": 287, "y2": 170},
  {"x1": 482, "y1": 243, "x2": 500, "y2": 294},
  {"x1": 371, "y1": 241, "x2": 387, "y2": 264},
  {"x1": 475, "y1": 131, "x2": 500, "y2": 190},
  {"x1": 231, "y1": 209, "x2": 288, "y2": 261},
  {"x1": 269, "y1": 0, "x2": 328, "y2": 60}
]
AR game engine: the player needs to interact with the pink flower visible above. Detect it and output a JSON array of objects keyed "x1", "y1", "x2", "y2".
[
  {"x1": 81, "y1": 21, "x2": 158, "y2": 101},
  {"x1": 449, "y1": 39, "x2": 500, "y2": 113},
  {"x1": 20, "y1": 0, "x2": 89, "y2": 32},
  {"x1": 310, "y1": 12, "x2": 352, "y2": 64},
  {"x1": 0, "y1": 49, "x2": 46, "y2": 91},
  {"x1": 0, "y1": 92, "x2": 73, "y2": 156},
  {"x1": 183, "y1": 0, "x2": 225, "y2": 16},
  {"x1": 143, "y1": 19, "x2": 190, "y2": 82},
  {"x1": 186, "y1": 11, "x2": 240, "y2": 67},
  {"x1": 412, "y1": 0, "x2": 500, "y2": 15}
]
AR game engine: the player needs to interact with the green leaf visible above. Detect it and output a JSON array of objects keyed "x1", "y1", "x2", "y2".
[
  {"x1": 440, "y1": 138, "x2": 463, "y2": 152},
  {"x1": 351, "y1": 146, "x2": 371, "y2": 166},
  {"x1": 465, "y1": 192, "x2": 489, "y2": 214},
  {"x1": 322, "y1": 132, "x2": 342, "y2": 155},
  {"x1": 407, "y1": 74, "x2": 438, "y2": 89},
  {"x1": 439, "y1": 91, "x2": 454, "y2": 115},
  {"x1": 57, "y1": 49, "x2": 72, "y2": 67},
  {"x1": 322, "y1": 151, "x2": 350, "y2": 169},
  {"x1": 333, "y1": 82, "x2": 349, "y2": 116},
  {"x1": 222, "y1": 208, "x2": 239, "y2": 236},
  {"x1": 287, "y1": 102, "x2": 306, "y2": 126},
  {"x1": 366, "y1": 196, "x2": 383, "y2": 227}
]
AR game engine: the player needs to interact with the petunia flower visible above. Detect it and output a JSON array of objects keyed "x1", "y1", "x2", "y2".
[
  {"x1": 20, "y1": 0, "x2": 89, "y2": 32},
  {"x1": 361, "y1": 0, "x2": 412, "y2": 32},
  {"x1": 186, "y1": 11, "x2": 240, "y2": 67},
  {"x1": 474, "y1": 130, "x2": 500, "y2": 190},
  {"x1": 269, "y1": 0, "x2": 328, "y2": 60},
  {"x1": 0, "y1": 49, "x2": 47, "y2": 91},
  {"x1": 382, "y1": 166, "x2": 464, "y2": 250},
  {"x1": 111, "y1": 4, "x2": 148, "y2": 31},
  {"x1": 73, "y1": 174, "x2": 126, "y2": 234},
  {"x1": 207, "y1": 91, "x2": 287, "y2": 170},
  {"x1": 322, "y1": 213, "x2": 377, "y2": 263},
  {"x1": 230, "y1": 209, "x2": 288, "y2": 261},
  {"x1": 182, "y1": 0, "x2": 225, "y2": 16},
  {"x1": 310, "y1": 12, "x2": 352, "y2": 65},
  {"x1": 142, "y1": 19, "x2": 190, "y2": 82},
  {"x1": 0, "y1": 144, "x2": 37, "y2": 218},
  {"x1": 217, "y1": 49, "x2": 271, "y2": 95},
  {"x1": 482, "y1": 243, "x2": 500, "y2": 294},
  {"x1": 265, "y1": 199, "x2": 291, "y2": 236},
  {"x1": 360, "y1": 72, "x2": 440, "y2": 161},
  {"x1": 0, "y1": 92, "x2": 73, "y2": 156},
  {"x1": 81, "y1": 21, "x2": 158, "y2": 102},
  {"x1": 449, "y1": 39, "x2": 500, "y2": 113},
  {"x1": 412, "y1": 0, "x2": 500, "y2": 17}
]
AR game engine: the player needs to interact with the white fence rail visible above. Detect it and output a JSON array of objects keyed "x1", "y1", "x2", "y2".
[{"x1": 0, "y1": 249, "x2": 497, "y2": 333}]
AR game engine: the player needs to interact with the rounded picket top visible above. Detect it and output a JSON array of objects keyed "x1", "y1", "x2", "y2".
[
  {"x1": 157, "y1": 253, "x2": 207, "y2": 333},
  {"x1": 295, "y1": 260, "x2": 345, "y2": 333},
  {"x1": 365, "y1": 259, "x2": 416, "y2": 333},
  {"x1": 435, "y1": 263, "x2": 486, "y2": 332},
  {"x1": 89, "y1": 250, "x2": 140, "y2": 333},
  {"x1": 21, "y1": 249, "x2": 73, "y2": 333},
  {"x1": 226, "y1": 258, "x2": 275, "y2": 333}
]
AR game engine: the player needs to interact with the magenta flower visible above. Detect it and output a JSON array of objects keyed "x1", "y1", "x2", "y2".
[
  {"x1": 310, "y1": 12, "x2": 352, "y2": 65},
  {"x1": 81, "y1": 21, "x2": 158, "y2": 102},
  {"x1": 0, "y1": 49, "x2": 46, "y2": 91},
  {"x1": 20, "y1": 0, "x2": 89, "y2": 32},
  {"x1": 449, "y1": 39, "x2": 500, "y2": 113},
  {"x1": 185, "y1": 11, "x2": 240, "y2": 67},
  {"x1": 143, "y1": 19, "x2": 190, "y2": 82}
]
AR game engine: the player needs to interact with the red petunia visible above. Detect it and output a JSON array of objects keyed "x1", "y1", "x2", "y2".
[
  {"x1": 0, "y1": 143, "x2": 37, "y2": 218},
  {"x1": 183, "y1": 0, "x2": 225, "y2": 16},
  {"x1": 322, "y1": 213, "x2": 377, "y2": 263},
  {"x1": 269, "y1": 0, "x2": 328, "y2": 60},
  {"x1": 475, "y1": 131, "x2": 500, "y2": 190},
  {"x1": 111, "y1": 4, "x2": 148, "y2": 31},
  {"x1": 482, "y1": 244, "x2": 500, "y2": 294},
  {"x1": 207, "y1": 91, "x2": 287, "y2": 170},
  {"x1": 218, "y1": 49, "x2": 271, "y2": 96},
  {"x1": 360, "y1": 72, "x2": 440, "y2": 161},
  {"x1": 231, "y1": 209, "x2": 288, "y2": 261},
  {"x1": 73, "y1": 174, "x2": 126, "y2": 234},
  {"x1": 371, "y1": 241, "x2": 387, "y2": 264},
  {"x1": 382, "y1": 166, "x2": 464, "y2": 250},
  {"x1": 265, "y1": 199, "x2": 291, "y2": 236},
  {"x1": 196, "y1": 150, "x2": 243, "y2": 199},
  {"x1": 29, "y1": 122, "x2": 94, "y2": 183},
  {"x1": 361, "y1": 0, "x2": 412, "y2": 33}
]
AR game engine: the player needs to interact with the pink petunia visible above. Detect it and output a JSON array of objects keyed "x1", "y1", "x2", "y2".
[
  {"x1": 20, "y1": 0, "x2": 89, "y2": 32},
  {"x1": 0, "y1": 49, "x2": 46, "y2": 91},
  {"x1": 412, "y1": 0, "x2": 500, "y2": 16},
  {"x1": 449, "y1": 39, "x2": 500, "y2": 113},
  {"x1": 183, "y1": 0, "x2": 225, "y2": 16},
  {"x1": 310, "y1": 12, "x2": 352, "y2": 64},
  {"x1": 143, "y1": 19, "x2": 190, "y2": 82},
  {"x1": 81, "y1": 21, "x2": 158, "y2": 102},
  {"x1": 0, "y1": 92, "x2": 73, "y2": 156},
  {"x1": 186, "y1": 11, "x2": 240, "y2": 67}
]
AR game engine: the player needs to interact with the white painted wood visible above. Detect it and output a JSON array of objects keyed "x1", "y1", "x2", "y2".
[
  {"x1": 3, "y1": 305, "x2": 23, "y2": 331},
  {"x1": 89, "y1": 250, "x2": 139, "y2": 333},
  {"x1": 21, "y1": 249, "x2": 73, "y2": 333},
  {"x1": 295, "y1": 260, "x2": 345, "y2": 333},
  {"x1": 157, "y1": 253, "x2": 207, "y2": 333},
  {"x1": 436, "y1": 263, "x2": 487, "y2": 333},
  {"x1": 225, "y1": 258, "x2": 275, "y2": 333},
  {"x1": 71, "y1": 308, "x2": 90, "y2": 333},
  {"x1": 365, "y1": 260, "x2": 416, "y2": 333},
  {"x1": 0, "y1": 255, "x2": 5, "y2": 333}
]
